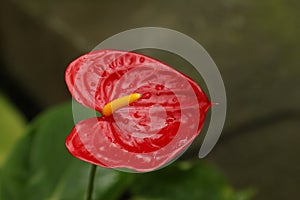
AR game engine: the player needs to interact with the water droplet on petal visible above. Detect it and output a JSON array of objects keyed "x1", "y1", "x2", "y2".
[
  {"x1": 155, "y1": 84, "x2": 164, "y2": 90},
  {"x1": 166, "y1": 116, "x2": 176, "y2": 124},
  {"x1": 143, "y1": 92, "x2": 151, "y2": 99},
  {"x1": 133, "y1": 111, "x2": 141, "y2": 118},
  {"x1": 101, "y1": 71, "x2": 108, "y2": 77},
  {"x1": 106, "y1": 81, "x2": 112, "y2": 87}
]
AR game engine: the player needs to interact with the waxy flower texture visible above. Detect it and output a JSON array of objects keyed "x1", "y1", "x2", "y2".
[{"x1": 65, "y1": 50, "x2": 211, "y2": 172}]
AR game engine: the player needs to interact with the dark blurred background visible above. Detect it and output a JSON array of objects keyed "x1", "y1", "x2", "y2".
[{"x1": 0, "y1": 0, "x2": 299, "y2": 199}]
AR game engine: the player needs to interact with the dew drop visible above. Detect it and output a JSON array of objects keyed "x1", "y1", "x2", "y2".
[
  {"x1": 166, "y1": 116, "x2": 176, "y2": 124},
  {"x1": 106, "y1": 82, "x2": 112, "y2": 87},
  {"x1": 155, "y1": 84, "x2": 164, "y2": 90},
  {"x1": 133, "y1": 111, "x2": 141, "y2": 118},
  {"x1": 101, "y1": 71, "x2": 108, "y2": 77},
  {"x1": 139, "y1": 57, "x2": 145, "y2": 63},
  {"x1": 143, "y1": 92, "x2": 151, "y2": 99}
]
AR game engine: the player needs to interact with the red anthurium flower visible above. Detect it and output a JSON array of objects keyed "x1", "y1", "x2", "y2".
[{"x1": 65, "y1": 50, "x2": 211, "y2": 172}]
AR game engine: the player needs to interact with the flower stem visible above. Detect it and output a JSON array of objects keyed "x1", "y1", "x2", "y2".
[{"x1": 86, "y1": 164, "x2": 97, "y2": 200}]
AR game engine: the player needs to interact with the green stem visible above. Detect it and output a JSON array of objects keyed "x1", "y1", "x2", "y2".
[{"x1": 86, "y1": 164, "x2": 97, "y2": 200}]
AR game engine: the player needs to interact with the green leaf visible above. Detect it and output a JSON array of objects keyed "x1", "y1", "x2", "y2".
[
  {"x1": 0, "y1": 92, "x2": 26, "y2": 167},
  {"x1": 0, "y1": 102, "x2": 253, "y2": 200},
  {"x1": 130, "y1": 161, "x2": 254, "y2": 200},
  {"x1": 0, "y1": 102, "x2": 131, "y2": 200}
]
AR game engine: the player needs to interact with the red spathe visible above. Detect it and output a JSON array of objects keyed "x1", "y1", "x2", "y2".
[{"x1": 65, "y1": 50, "x2": 211, "y2": 172}]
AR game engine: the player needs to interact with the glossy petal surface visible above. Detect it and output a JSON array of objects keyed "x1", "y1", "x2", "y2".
[{"x1": 65, "y1": 50, "x2": 211, "y2": 172}]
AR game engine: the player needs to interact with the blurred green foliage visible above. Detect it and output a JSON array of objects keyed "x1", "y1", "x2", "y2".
[
  {"x1": 0, "y1": 103, "x2": 253, "y2": 200},
  {"x1": 0, "y1": 92, "x2": 26, "y2": 167}
]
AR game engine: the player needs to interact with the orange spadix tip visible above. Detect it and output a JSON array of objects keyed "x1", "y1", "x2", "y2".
[{"x1": 102, "y1": 93, "x2": 142, "y2": 116}]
